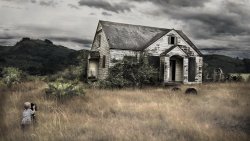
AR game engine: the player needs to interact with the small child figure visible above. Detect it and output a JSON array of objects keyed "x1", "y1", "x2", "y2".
[{"x1": 21, "y1": 102, "x2": 36, "y2": 131}]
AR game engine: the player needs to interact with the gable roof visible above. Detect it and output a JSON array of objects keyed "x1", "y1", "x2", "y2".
[
  {"x1": 175, "y1": 30, "x2": 202, "y2": 55},
  {"x1": 161, "y1": 45, "x2": 188, "y2": 57},
  {"x1": 99, "y1": 20, "x2": 202, "y2": 55},
  {"x1": 100, "y1": 20, "x2": 171, "y2": 51}
]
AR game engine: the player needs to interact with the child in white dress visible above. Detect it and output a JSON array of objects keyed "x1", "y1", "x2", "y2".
[{"x1": 21, "y1": 102, "x2": 35, "y2": 131}]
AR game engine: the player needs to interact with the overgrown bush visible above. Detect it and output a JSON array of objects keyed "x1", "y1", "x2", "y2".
[
  {"x1": 46, "y1": 65, "x2": 85, "y2": 82},
  {"x1": 247, "y1": 76, "x2": 250, "y2": 83},
  {"x1": 229, "y1": 74, "x2": 244, "y2": 82},
  {"x1": 100, "y1": 55, "x2": 159, "y2": 88},
  {"x1": 1, "y1": 67, "x2": 24, "y2": 87},
  {"x1": 45, "y1": 79, "x2": 85, "y2": 100}
]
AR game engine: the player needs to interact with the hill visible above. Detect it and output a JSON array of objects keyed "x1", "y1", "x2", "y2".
[
  {"x1": 0, "y1": 38, "x2": 89, "y2": 75},
  {"x1": 203, "y1": 54, "x2": 250, "y2": 74}
]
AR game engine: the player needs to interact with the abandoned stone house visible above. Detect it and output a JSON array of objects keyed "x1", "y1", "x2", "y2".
[{"x1": 87, "y1": 20, "x2": 203, "y2": 84}]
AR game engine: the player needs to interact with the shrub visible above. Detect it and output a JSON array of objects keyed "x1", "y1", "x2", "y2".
[
  {"x1": 247, "y1": 76, "x2": 250, "y2": 83},
  {"x1": 100, "y1": 55, "x2": 159, "y2": 88},
  {"x1": 1, "y1": 67, "x2": 23, "y2": 87},
  {"x1": 46, "y1": 65, "x2": 85, "y2": 82},
  {"x1": 229, "y1": 74, "x2": 244, "y2": 82},
  {"x1": 45, "y1": 79, "x2": 85, "y2": 100}
]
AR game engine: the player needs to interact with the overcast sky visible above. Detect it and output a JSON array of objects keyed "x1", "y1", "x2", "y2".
[{"x1": 0, "y1": 0, "x2": 250, "y2": 58}]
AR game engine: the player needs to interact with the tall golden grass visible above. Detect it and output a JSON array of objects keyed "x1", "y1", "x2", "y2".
[{"x1": 0, "y1": 81, "x2": 250, "y2": 141}]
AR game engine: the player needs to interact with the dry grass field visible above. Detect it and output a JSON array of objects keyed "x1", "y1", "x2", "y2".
[{"x1": 0, "y1": 81, "x2": 250, "y2": 141}]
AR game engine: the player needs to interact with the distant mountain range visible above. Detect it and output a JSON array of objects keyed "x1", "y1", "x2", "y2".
[
  {"x1": 0, "y1": 38, "x2": 89, "y2": 75},
  {"x1": 0, "y1": 38, "x2": 249, "y2": 76}
]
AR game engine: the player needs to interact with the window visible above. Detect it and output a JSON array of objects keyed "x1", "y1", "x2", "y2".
[
  {"x1": 169, "y1": 36, "x2": 177, "y2": 45},
  {"x1": 102, "y1": 55, "x2": 106, "y2": 68},
  {"x1": 97, "y1": 35, "x2": 101, "y2": 47},
  {"x1": 124, "y1": 56, "x2": 137, "y2": 62}
]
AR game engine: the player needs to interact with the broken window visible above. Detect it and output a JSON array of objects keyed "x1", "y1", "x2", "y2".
[
  {"x1": 169, "y1": 36, "x2": 177, "y2": 45},
  {"x1": 124, "y1": 56, "x2": 137, "y2": 62}
]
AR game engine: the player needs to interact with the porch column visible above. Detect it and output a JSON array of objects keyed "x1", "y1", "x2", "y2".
[
  {"x1": 164, "y1": 57, "x2": 170, "y2": 83},
  {"x1": 195, "y1": 57, "x2": 203, "y2": 83},
  {"x1": 183, "y1": 57, "x2": 189, "y2": 84}
]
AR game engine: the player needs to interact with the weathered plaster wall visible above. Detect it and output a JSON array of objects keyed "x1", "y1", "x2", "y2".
[
  {"x1": 109, "y1": 49, "x2": 139, "y2": 67},
  {"x1": 91, "y1": 23, "x2": 110, "y2": 80},
  {"x1": 166, "y1": 47, "x2": 187, "y2": 58},
  {"x1": 146, "y1": 30, "x2": 198, "y2": 57}
]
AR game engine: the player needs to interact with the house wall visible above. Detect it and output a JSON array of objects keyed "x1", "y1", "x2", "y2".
[
  {"x1": 91, "y1": 23, "x2": 110, "y2": 80},
  {"x1": 145, "y1": 30, "x2": 198, "y2": 57},
  {"x1": 109, "y1": 49, "x2": 139, "y2": 67}
]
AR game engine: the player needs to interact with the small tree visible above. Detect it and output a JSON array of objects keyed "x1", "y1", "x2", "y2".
[{"x1": 2, "y1": 67, "x2": 23, "y2": 87}]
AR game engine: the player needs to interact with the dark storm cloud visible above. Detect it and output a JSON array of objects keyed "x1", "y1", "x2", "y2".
[
  {"x1": 78, "y1": 0, "x2": 134, "y2": 13},
  {"x1": 102, "y1": 11, "x2": 112, "y2": 16},
  {"x1": 201, "y1": 46, "x2": 232, "y2": 51},
  {"x1": 40, "y1": 0, "x2": 57, "y2": 7},
  {"x1": 131, "y1": 0, "x2": 250, "y2": 53},
  {"x1": 0, "y1": 40, "x2": 9, "y2": 45},
  {"x1": 3, "y1": 0, "x2": 36, "y2": 4},
  {"x1": 48, "y1": 37, "x2": 92, "y2": 45},
  {"x1": 31, "y1": 0, "x2": 36, "y2": 3},
  {"x1": 166, "y1": 10, "x2": 250, "y2": 40},
  {"x1": 130, "y1": 0, "x2": 250, "y2": 58},
  {"x1": 130, "y1": 0, "x2": 210, "y2": 7},
  {"x1": 0, "y1": 35, "x2": 20, "y2": 40}
]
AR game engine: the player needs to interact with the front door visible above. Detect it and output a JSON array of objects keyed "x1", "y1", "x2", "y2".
[{"x1": 170, "y1": 60, "x2": 176, "y2": 81}]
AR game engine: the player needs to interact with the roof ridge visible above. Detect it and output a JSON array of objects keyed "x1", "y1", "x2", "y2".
[{"x1": 99, "y1": 20, "x2": 173, "y2": 31}]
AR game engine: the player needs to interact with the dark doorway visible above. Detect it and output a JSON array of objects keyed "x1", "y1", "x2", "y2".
[
  {"x1": 170, "y1": 60, "x2": 176, "y2": 81},
  {"x1": 188, "y1": 57, "x2": 196, "y2": 82}
]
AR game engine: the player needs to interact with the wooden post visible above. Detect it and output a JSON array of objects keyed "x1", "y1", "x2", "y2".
[
  {"x1": 183, "y1": 57, "x2": 189, "y2": 84},
  {"x1": 195, "y1": 57, "x2": 203, "y2": 83},
  {"x1": 164, "y1": 57, "x2": 170, "y2": 83}
]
